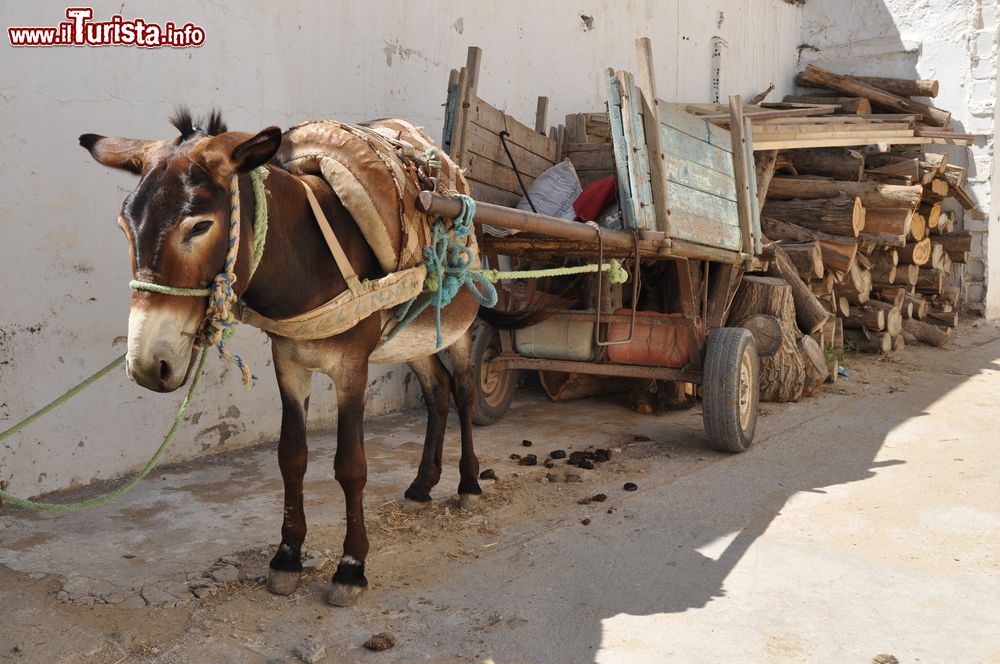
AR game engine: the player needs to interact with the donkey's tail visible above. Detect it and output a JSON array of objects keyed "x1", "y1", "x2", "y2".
[{"x1": 476, "y1": 288, "x2": 577, "y2": 331}]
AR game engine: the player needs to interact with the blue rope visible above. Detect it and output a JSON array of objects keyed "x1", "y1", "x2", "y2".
[{"x1": 385, "y1": 195, "x2": 497, "y2": 348}]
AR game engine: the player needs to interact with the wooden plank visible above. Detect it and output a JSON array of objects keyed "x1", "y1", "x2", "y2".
[
  {"x1": 659, "y1": 101, "x2": 733, "y2": 151},
  {"x1": 534, "y1": 96, "x2": 549, "y2": 134},
  {"x1": 576, "y1": 169, "x2": 616, "y2": 186},
  {"x1": 753, "y1": 129, "x2": 916, "y2": 141},
  {"x1": 564, "y1": 148, "x2": 615, "y2": 171},
  {"x1": 465, "y1": 122, "x2": 554, "y2": 179},
  {"x1": 469, "y1": 180, "x2": 521, "y2": 207},
  {"x1": 753, "y1": 136, "x2": 971, "y2": 150},
  {"x1": 617, "y1": 69, "x2": 656, "y2": 231},
  {"x1": 663, "y1": 152, "x2": 737, "y2": 201},
  {"x1": 607, "y1": 68, "x2": 638, "y2": 229},
  {"x1": 753, "y1": 122, "x2": 912, "y2": 133},
  {"x1": 467, "y1": 97, "x2": 560, "y2": 163},
  {"x1": 744, "y1": 117, "x2": 763, "y2": 255},
  {"x1": 464, "y1": 152, "x2": 537, "y2": 197},
  {"x1": 669, "y1": 193, "x2": 743, "y2": 251},
  {"x1": 728, "y1": 96, "x2": 756, "y2": 263},
  {"x1": 450, "y1": 66, "x2": 470, "y2": 164},
  {"x1": 635, "y1": 36, "x2": 672, "y2": 236},
  {"x1": 660, "y1": 124, "x2": 735, "y2": 177},
  {"x1": 442, "y1": 68, "x2": 460, "y2": 151}
]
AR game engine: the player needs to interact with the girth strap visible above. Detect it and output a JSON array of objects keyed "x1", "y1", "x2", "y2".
[{"x1": 300, "y1": 179, "x2": 364, "y2": 296}]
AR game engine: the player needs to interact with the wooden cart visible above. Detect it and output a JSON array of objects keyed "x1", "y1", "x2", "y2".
[{"x1": 425, "y1": 42, "x2": 766, "y2": 452}]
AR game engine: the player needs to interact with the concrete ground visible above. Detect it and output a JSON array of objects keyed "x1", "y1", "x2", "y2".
[{"x1": 2, "y1": 322, "x2": 1000, "y2": 663}]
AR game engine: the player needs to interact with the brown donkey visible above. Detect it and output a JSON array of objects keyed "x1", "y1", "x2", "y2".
[{"x1": 80, "y1": 110, "x2": 493, "y2": 606}]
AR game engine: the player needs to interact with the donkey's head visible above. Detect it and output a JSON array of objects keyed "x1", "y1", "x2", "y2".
[{"x1": 80, "y1": 109, "x2": 281, "y2": 392}]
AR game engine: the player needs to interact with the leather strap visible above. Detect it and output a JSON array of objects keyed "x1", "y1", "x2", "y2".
[{"x1": 300, "y1": 179, "x2": 364, "y2": 296}]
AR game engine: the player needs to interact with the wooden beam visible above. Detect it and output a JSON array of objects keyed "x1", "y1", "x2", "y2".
[
  {"x1": 635, "y1": 37, "x2": 672, "y2": 236},
  {"x1": 534, "y1": 96, "x2": 549, "y2": 135},
  {"x1": 729, "y1": 95, "x2": 757, "y2": 265}
]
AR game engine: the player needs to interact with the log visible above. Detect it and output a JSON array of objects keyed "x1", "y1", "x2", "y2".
[
  {"x1": 761, "y1": 217, "x2": 858, "y2": 272},
  {"x1": 869, "y1": 249, "x2": 898, "y2": 269},
  {"x1": 811, "y1": 273, "x2": 835, "y2": 297},
  {"x1": 735, "y1": 314, "x2": 784, "y2": 357},
  {"x1": 864, "y1": 207, "x2": 912, "y2": 237},
  {"x1": 755, "y1": 150, "x2": 779, "y2": 213},
  {"x1": 798, "y1": 65, "x2": 951, "y2": 127},
  {"x1": 765, "y1": 178, "x2": 922, "y2": 208},
  {"x1": 834, "y1": 263, "x2": 872, "y2": 304},
  {"x1": 787, "y1": 147, "x2": 865, "y2": 181},
  {"x1": 766, "y1": 246, "x2": 831, "y2": 334},
  {"x1": 902, "y1": 318, "x2": 952, "y2": 346},
  {"x1": 762, "y1": 196, "x2": 865, "y2": 237},
  {"x1": 778, "y1": 241, "x2": 825, "y2": 279},
  {"x1": 864, "y1": 300, "x2": 903, "y2": 337},
  {"x1": 844, "y1": 307, "x2": 885, "y2": 331},
  {"x1": 845, "y1": 328, "x2": 892, "y2": 353},
  {"x1": 833, "y1": 317, "x2": 845, "y2": 360},
  {"x1": 889, "y1": 263, "x2": 919, "y2": 286},
  {"x1": 898, "y1": 238, "x2": 931, "y2": 265},
  {"x1": 927, "y1": 311, "x2": 959, "y2": 328},
  {"x1": 851, "y1": 75, "x2": 939, "y2": 98},
  {"x1": 728, "y1": 276, "x2": 806, "y2": 402},
  {"x1": 870, "y1": 264, "x2": 897, "y2": 285},
  {"x1": 798, "y1": 334, "x2": 829, "y2": 398},
  {"x1": 930, "y1": 241, "x2": 946, "y2": 270},
  {"x1": 922, "y1": 178, "x2": 950, "y2": 203},
  {"x1": 938, "y1": 231, "x2": 972, "y2": 255},
  {"x1": 916, "y1": 268, "x2": 943, "y2": 294},
  {"x1": 932, "y1": 211, "x2": 955, "y2": 235},
  {"x1": 905, "y1": 293, "x2": 929, "y2": 320},
  {"x1": 920, "y1": 203, "x2": 941, "y2": 231},
  {"x1": 859, "y1": 232, "x2": 906, "y2": 250},
  {"x1": 782, "y1": 95, "x2": 873, "y2": 114},
  {"x1": 910, "y1": 211, "x2": 927, "y2": 241},
  {"x1": 874, "y1": 286, "x2": 907, "y2": 309},
  {"x1": 940, "y1": 285, "x2": 960, "y2": 307}
]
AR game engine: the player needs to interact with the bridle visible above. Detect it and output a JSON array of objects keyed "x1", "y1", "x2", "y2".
[{"x1": 127, "y1": 165, "x2": 270, "y2": 386}]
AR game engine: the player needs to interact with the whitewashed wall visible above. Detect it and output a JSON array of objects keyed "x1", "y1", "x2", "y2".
[
  {"x1": 0, "y1": 1, "x2": 802, "y2": 497},
  {"x1": 799, "y1": 0, "x2": 998, "y2": 314}
]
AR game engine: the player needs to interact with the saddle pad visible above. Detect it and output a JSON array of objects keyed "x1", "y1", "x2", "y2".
[{"x1": 276, "y1": 119, "x2": 474, "y2": 274}]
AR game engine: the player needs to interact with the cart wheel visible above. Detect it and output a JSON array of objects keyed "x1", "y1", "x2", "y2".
[
  {"x1": 471, "y1": 324, "x2": 517, "y2": 426},
  {"x1": 702, "y1": 327, "x2": 759, "y2": 453}
]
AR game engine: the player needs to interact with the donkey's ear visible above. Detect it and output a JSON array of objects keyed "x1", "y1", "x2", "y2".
[
  {"x1": 79, "y1": 134, "x2": 158, "y2": 176},
  {"x1": 229, "y1": 126, "x2": 282, "y2": 173}
]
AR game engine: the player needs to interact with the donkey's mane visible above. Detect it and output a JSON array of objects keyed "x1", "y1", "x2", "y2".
[{"x1": 170, "y1": 107, "x2": 228, "y2": 141}]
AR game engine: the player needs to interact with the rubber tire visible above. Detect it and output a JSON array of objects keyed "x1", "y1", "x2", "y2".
[
  {"x1": 702, "y1": 327, "x2": 759, "y2": 453},
  {"x1": 470, "y1": 324, "x2": 517, "y2": 426}
]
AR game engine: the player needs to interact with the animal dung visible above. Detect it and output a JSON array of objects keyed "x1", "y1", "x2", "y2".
[
  {"x1": 363, "y1": 632, "x2": 396, "y2": 652},
  {"x1": 509, "y1": 453, "x2": 522, "y2": 460},
  {"x1": 543, "y1": 458, "x2": 556, "y2": 469},
  {"x1": 577, "y1": 459, "x2": 595, "y2": 470},
  {"x1": 591, "y1": 493, "x2": 608, "y2": 502},
  {"x1": 517, "y1": 454, "x2": 538, "y2": 466},
  {"x1": 549, "y1": 449, "x2": 567, "y2": 459},
  {"x1": 623, "y1": 482, "x2": 638, "y2": 492},
  {"x1": 479, "y1": 468, "x2": 497, "y2": 481},
  {"x1": 521, "y1": 439, "x2": 533, "y2": 447},
  {"x1": 577, "y1": 496, "x2": 592, "y2": 505},
  {"x1": 581, "y1": 518, "x2": 591, "y2": 526}
]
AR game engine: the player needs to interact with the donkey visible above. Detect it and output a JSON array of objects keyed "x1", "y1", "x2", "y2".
[{"x1": 80, "y1": 110, "x2": 499, "y2": 606}]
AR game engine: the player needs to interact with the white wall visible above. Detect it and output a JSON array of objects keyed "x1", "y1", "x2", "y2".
[
  {"x1": 799, "y1": 0, "x2": 998, "y2": 314},
  {"x1": 0, "y1": 0, "x2": 802, "y2": 497}
]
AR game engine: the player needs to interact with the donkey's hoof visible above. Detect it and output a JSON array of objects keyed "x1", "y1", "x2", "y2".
[
  {"x1": 401, "y1": 498, "x2": 431, "y2": 514},
  {"x1": 265, "y1": 570, "x2": 301, "y2": 596},
  {"x1": 328, "y1": 582, "x2": 366, "y2": 607},
  {"x1": 458, "y1": 493, "x2": 481, "y2": 510}
]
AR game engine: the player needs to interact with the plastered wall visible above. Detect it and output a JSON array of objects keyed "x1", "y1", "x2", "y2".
[{"x1": 0, "y1": 1, "x2": 801, "y2": 496}]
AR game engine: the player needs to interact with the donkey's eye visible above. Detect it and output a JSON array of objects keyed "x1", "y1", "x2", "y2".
[{"x1": 185, "y1": 220, "x2": 213, "y2": 240}]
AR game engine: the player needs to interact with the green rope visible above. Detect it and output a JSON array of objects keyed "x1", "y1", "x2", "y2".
[
  {"x1": 477, "y1": 259, "x2": 629, "y2": 284},
  {"x1": 248, "y1": 166, "x2": 269, "y2": 279},
  {"x1": 0, "y1": 348, "x2": 209, "y2": 512}
]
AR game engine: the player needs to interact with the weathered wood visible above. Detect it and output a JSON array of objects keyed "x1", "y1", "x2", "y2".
[
  {"x1": 898, "y1": 238, "x2": 932, "y2": 265},
  {"x1": 859, "y1": 231, "x2": 906, "y2": 250},
  {"x1": 844, "y1": 328, "x2": 892, "y2": 353},
  {"x1": 787, "y1": 147, "x2": 864, "y2": 180},
  {"x1": 798, "y1": 65, "x2": 951, "y2": 127},
  {"x1": 864, "y1": 207, "x2": 912, "y2": 237},
  {"x1": 927, "y1": 311, "x2": 959, "y2": 328},
  {"x1": 937, "y1": 231, "x2": 973, "y2": 256},
  {"x1": 776, "y1": 241, "x2": 825, "y2": 279},
  {"x1": 735, "y1": 314, "x2": 784, "y2": 357},
  {"x1": 798, "y1": 334, "x2": 829, "y2": 397},
  {"x1": 635, "y1": 38, "x2": 672, "y2": 236},
  {"x1": 755, "y1": 150, "x2": 779, "y2": 213},
  {"x1": 534, "y1": 96, "x2": 549, "y2": 134},
  {"x1": 765, "y1": 245, "x2": 831, "y2": 334},
  {"x1": 762, "y1": 196, "x2": 864, "y2": 237},
  {"x1": 761, "y1": 218, "x2": 858, "y2": 272},
  {"x1": 916, "y1": 268, "x2": 944, "y2": 294},
  {"x1": 728, "y1": 276, "x2": 805, "y2": 402},
  {"x1": 902, "y1": 318, "x2": 951, "y2": 346},
  {"x1": 851, "y1": 75, "x2": 940, "y2": 98},
  {"x1": 844, "y1": 307, "x2": 885, "y2": 332},
  {"x1": 765, "y1": 178, "x2": 922, "y2": 208},
  {"x1": 870, "y1": 263, "x2": 897, "y2": 285},
  {"x1": 782, "y1": 95, "x2": 873, "y2": 114}
]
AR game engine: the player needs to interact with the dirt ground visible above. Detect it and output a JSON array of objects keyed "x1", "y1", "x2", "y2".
[{"x1": 2, "y1": 321, "x2": 1000, "y2": 663}]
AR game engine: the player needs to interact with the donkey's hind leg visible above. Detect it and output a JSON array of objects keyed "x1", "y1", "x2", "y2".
[
  {"x1": 449, "y1": 330, "x2": 483, "y2": 508},
  {"x1": 401, "y1": 355, "x2": 452, "y2": 513}
]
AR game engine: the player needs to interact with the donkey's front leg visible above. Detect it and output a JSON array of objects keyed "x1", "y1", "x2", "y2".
[
  {"x1": 266, "y1": 346, "x2": 314, "y2": 596},
  {"x1": 449, "y1": 331, "x2": 482, "y2": 508},
  {"x1": 327, "y1": 357, "x2": 371, "y2": 607}
]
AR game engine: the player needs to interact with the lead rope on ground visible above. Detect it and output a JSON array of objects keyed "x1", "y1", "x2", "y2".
[{"x1": 0, "y1": 348, "x2": 209, "y2": 512}]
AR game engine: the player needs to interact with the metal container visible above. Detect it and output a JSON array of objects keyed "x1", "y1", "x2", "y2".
[
  {"x1": 515, "y1": 313, "x2": 596, "y2": 361},
  {"x1": 606, "y1": 309, "x2": 699, "y2": 367}
]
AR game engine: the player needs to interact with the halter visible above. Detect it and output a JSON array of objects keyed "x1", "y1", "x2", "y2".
[{"x1": 128, "y1": 165, "x2": 270, "y2": 387}]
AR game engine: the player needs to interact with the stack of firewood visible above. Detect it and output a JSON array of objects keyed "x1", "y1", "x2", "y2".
[{"x1": 726, "y1": 70, "x2": 980, "y2": 403}]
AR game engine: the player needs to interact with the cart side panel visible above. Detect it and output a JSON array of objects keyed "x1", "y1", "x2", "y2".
[{"x1": 607, "y1": 70, "x2": 656, "y2": 231}]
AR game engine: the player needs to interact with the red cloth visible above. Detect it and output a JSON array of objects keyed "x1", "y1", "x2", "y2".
[{"x1": 572, "y1": 175, "x2": 617, "y2": 221}]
